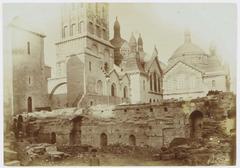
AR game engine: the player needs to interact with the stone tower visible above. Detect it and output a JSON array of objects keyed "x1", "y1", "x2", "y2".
[
  {"x1": 55, "y1": 3, "x2": 114, "y2": 107},
  {"x1": 7, "y1": 17, "x2": 51, "y2": 114}
]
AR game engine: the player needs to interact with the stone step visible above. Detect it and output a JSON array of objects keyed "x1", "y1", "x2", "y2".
[
  {"x1": 4, "y1": 149, "x2": 18, "y2": 162},
  {"x1": 5, "y1": 160, "x2": 21, "y2": 166}
]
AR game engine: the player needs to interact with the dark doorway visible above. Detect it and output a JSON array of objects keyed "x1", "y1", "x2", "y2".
[
  {"x1": 69, "y1": 116, "x2": 82, "y2": 145},
  {"x1": 51, "y1": 132, "x2": 56, "y2": 144},
  {"x1": 100, "y1": 133, "x2": 107, "y2": 147},
  {"x1": 17, "y1": 115, "x2": 23, "y2": 133},
  {"x1": 189, "y1": 111, "x2": 203, "y2": 138},
  {"x1": 27, "y1": 97, "x2": 32, "y2": 112},
  {"x1": 129, "y1": 135, "x2": 136, "y2": 146}
]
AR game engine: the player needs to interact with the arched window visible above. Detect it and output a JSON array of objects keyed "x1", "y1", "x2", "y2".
[
  {"x1": 78, "y1": 21, "x2": 84, "y2": 33},
  {"x1": 153, "y1": 72, "x2": 157, "y2": 92},
  {"x1": 143, "y1": 80, "x2": 145, "y2": 90},
  {"x1": 70, "y1": 24, "x2": 76, "y2": 36},
  {"x1": 28, "y1": 76, "x2": 31, "y2": 85},
  {"x1": 158, "y1": 77, "x2": 161, "y2": 92},
  {"x1": 111, "y1": 83, "x2": 116, "y2": 96},
  {"x1": 149, "y1": 99, "x2": 152, "y2": 103},
  {"x1": 212, "y1": 80, "x2": 216, "y2": 88},
  {"x1": 88, "y1": 22, "x2": 94, "y2": 34},
  {"x1": 27, "y1": 42, "x2": 30, "y2": 54},
  {"x1": 92, "y1": 44, "x2": 98, "y2": 54},
  {"x1": 89, "y1": 62, "x2": 92, "y2": 71},
  {"x1": 177, "y1": 74, "x2": 184, "y2": 90},
  {"x1": 27, "y1": 97, "x2": 32, "y2": 112},
  {"x1": 96, "y1": 80, "x2": 103, "y2": 95},
  {"x1": 63, "y1": 26, "x2": 68, "y2": 38},
  {"x1": 104, "y1": 62, "x2": 109, "y2": 72},
  {"x1": 150, "y1": 74, "x2": 152, "y2": 91},
  {"x1": 123, "y1": 86, "x2": 128, "y2": 98}
]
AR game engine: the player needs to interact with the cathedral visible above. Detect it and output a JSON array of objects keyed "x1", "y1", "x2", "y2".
[
  {"x1": 163, "y1": 31, "x2": 231, "y2": 100},
  {"x1": 6, "y1": 3, "x2": 231, "y2": 114},
  {"x1": 48, "y1": 3, "x2": 163, "y2": 109}
]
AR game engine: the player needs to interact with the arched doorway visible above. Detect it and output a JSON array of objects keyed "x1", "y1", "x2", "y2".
[
  {"x1": 69, "y1": 116, "x2": 82, "y2": 145},
  {"x1": 27, "y1": 97, "x2": 32, "y2": 112},
  {"x1": 100, "y1": 133, "x2": 107, "y2": 147},
  {"x1": 129, "y1": 135, "x2": 136, "y2": 146},
  {"x1": 51, "y1": 132, "x2": 56, "y2": 144},
  {"x1": 189, "y1": 111, "x2": 203, "y2": 139},
  {"x1": 17, "y1": 115, "x2": 23, "y2": 132}
]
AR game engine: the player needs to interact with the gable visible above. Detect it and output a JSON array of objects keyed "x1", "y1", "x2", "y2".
[
  {"x1": 121, "y1": 74, "x2": 130, "y2": 83},
  {"x1": 109, "y1": 69, "x2": 120, "y2": 80},
  {"x1": 148, "y1": 57, "x2": 163, "y2": 76},
  {"x1": 164, "y1": 61, "x2": 202, "y2": 78}
]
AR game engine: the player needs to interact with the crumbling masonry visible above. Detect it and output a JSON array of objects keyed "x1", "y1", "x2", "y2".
[{"x1": 15, "y1": 92, "x2": 235, "y2": 149}]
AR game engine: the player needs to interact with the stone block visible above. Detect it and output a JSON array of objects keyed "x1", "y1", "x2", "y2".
[
  {"x1": 4, "y1": 149, "x2": 18, "y2": 162},
  {"x1": 5, "y1": 160, "x2": 21, "y2": 166}
]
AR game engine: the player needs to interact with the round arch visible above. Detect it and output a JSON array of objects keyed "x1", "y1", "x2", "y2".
[
  {"x1": 111, "y1": 83, "x2": 117, "y2": 96},
  {"x1": 123, "y1": 86, "x2": 128, "y2": 98},
  {"x1": 100, "y1": 133, "x2": 108, "y2": 147},
  {"x1": 189, "y1": 110, "x2": 203, "y2": 139},
  {"x1": 49, "y1": 82, "x2": 67, "y2": 99},
  {"x1": 129, "y1": 134, "x2": 136, "y2": 146}
]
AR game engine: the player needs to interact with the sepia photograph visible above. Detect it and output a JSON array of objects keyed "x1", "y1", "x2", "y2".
[{"x1": 2, "y1": 1, "x2": 237, "y2": 166}]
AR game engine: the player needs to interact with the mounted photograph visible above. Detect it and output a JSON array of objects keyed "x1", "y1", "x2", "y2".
[{"x1": 3, "y1": 2, "x2": 237, "y2": 166}]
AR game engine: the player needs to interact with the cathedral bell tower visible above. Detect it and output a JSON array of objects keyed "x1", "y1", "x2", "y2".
[
  {"x1": 56, "y1": 3, "x2": 111, "y2": 77},
  {"x1": 53, "y1": 3, "x2": 114, "y2": 107}
]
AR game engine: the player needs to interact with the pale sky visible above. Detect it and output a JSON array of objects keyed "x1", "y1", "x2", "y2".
[{"x1": 3, "y1": 3, "x2": 237, "y2": 92}]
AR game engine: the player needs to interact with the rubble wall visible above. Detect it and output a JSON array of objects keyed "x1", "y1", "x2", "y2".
[{"x1": 23, "y1": 92, "x2": 235, "y2": 149}]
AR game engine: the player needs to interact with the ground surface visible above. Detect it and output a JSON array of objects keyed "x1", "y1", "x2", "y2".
[{"x1": 29, "y1": 153, "x2": 184, "y2": 166}]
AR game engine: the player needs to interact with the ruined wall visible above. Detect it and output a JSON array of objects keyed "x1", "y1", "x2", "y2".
[{"x1": 24, "y1": 92, "x2": 235, "y2": 149}]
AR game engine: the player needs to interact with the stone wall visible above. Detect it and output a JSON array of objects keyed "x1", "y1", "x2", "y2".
[
  {"x1": 10, "y1": 24, "x2": 50, "y2": 114},
  {"x1": 22, "y1": 92, "x2": 235, "y2": 149}
]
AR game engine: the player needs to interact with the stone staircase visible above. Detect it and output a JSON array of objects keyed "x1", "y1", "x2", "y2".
[{"x1": 4, "y1": 134, "x2": 21, "y2": 166}]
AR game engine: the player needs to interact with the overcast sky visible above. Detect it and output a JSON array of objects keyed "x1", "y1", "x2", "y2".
[{"x1": 3, "y1": 3, "x2": 237, "y2": 92}]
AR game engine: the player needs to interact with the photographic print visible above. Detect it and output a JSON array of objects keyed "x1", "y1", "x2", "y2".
[{"x1": 3, "y1": 2, "x2": 237, "y2": 166}]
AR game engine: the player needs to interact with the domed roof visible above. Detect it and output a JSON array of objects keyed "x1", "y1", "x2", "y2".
[{"x1": 169, "y1": 31, "x2": 205, "y2": 62}]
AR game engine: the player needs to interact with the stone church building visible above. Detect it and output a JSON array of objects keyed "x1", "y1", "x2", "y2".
[
  {"x1": 5, "y1": 3, "x2": 232, "y2": 115},
  {"x1": 163, "y1": 31, "x2": 231, "y2": 100},
  {"x1": 48, "y1": 3, "x2": 163, "y2": 109}
]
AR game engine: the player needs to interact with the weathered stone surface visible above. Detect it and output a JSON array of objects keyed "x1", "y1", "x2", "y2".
[{"x1": 5, "y1": 160, "x2": 21, "y2": 166}]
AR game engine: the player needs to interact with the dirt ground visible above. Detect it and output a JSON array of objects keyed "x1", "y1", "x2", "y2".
[{"x1": 29, "y1": 153, "x2": 184, "y2": 166}]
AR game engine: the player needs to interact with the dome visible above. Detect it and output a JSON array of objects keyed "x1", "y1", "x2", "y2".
[{"x1": 168, "y1": 31, "x2": 205, "y2": 63}]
